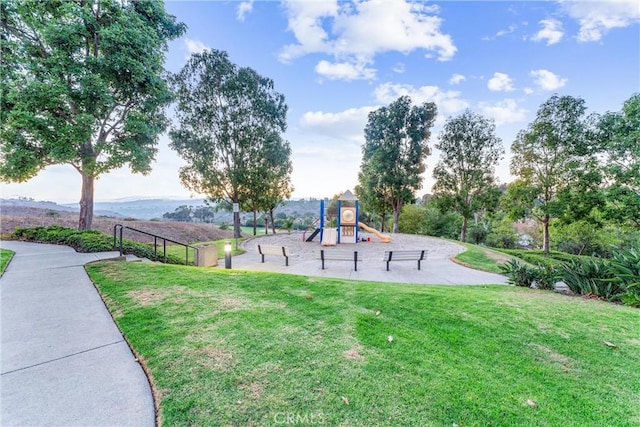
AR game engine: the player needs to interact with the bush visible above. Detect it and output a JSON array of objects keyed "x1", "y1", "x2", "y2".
[
  {"x1": 608, "y1": 249, "x2": 640, "y2": 307},
  {"x1": 558, "y1": 259, "x2": 623, "y2": 301},
  {"x1": 535, "y1": 265, "x2": 559, "y2": 290},
  {"x1": 11, "y1": 226, "x2": 186, "y2": 265},
  {"x1": 499, "y1": 259, "x2": 537, "y2": 287}
]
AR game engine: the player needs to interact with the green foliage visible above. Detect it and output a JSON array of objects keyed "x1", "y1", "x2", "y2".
[
  {"x1": 432, "y1": 109, "x2": 504, "y2": 241},
  {"x1": 0, "y1": 0, "x2": 185, "y2": 229},
  {"x1": 596, "y1": 93, "x2": 640, "y2": 228},
  {"x1": 509, "y1": 95, "x2": 597, "y2": 252},
  {"x1": 558, "y1": 259, "x2": 623, "y2": 300},
  {"x1": 169, "y1": 49, "x2": 290, "y2": 239},
  {"x1": 358, "y1": 95, "x2": 437, "y2": 233},
  {"x1": 535, "y1": 265, "x2": 560, "y2": 290},
  {"x1": 608, "y1": 249, "x2": 640, "y2": 307},
  {"x1": 485, "y1": 218, "x2": 520, "y2": 249},
  {"x1": 398, "y1": 203, "x2": 426, "y2": 234},
  {"x1": 10, "y1": 226, "x2": 185, "y2": 265},
  {"x1": 499, "y1": 259, "x2": 537, "y2": 287}
]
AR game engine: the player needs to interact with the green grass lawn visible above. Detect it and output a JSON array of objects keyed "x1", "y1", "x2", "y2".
[
  {"x1": 0, "y1": 248, "x2": 14, "y2": 274},
  {"x1": 164, "y1": 239, "x2": 246, "y2": 265},
  {"x1": 87, "y1": 262, "x2": 640, "y2": 426},
  {"x1": 453, "y1": 243, "x2": 516, "y2": 273}
]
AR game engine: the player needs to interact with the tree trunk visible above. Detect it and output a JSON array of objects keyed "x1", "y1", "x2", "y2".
[
  {"x1": 78, "y1": 172, "x2": 94, "y2": 230},
  {"x1": 252, "y1": 209, "x2": 257, "y2": 236},
  {"x1": 542, "y1": 213, "x2": 550, "y2": 253},
  {"x1": 264, "y1": 216, "x2": 269, "y2": 234},
  {"x1": 460, "y1": 216, "x2": 468, "y2": 242},
  {"x1": 234, "y1": 211, "x2": 241, "y2": 239},
  {"x1": 380, "y1": 213, "x2": 386, "y2": 232},
  {"x1": 392, "y1": 207, "x2": 400, "y2": 233},
  {"x1": 270, "y1": 209, "x2": 276, "y2": 234}
]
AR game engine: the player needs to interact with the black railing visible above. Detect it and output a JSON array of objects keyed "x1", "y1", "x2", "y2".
[{"x1": 113, "y1": 224, "x2": 198, "y2": 265}]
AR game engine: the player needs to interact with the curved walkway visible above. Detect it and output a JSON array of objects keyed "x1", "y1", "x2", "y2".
[
  {"x1": 0, "y1": 241, "x2": 155, "y2": 427},
  {"x1": 232, "y1": 232, "x2": 507, "y2": 285}
]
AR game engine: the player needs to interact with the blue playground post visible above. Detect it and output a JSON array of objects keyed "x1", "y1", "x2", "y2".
[{"x1": 319, "y1": 199, "x2": 325, "y2": 242}]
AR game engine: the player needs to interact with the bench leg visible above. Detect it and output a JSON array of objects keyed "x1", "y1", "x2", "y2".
[
  {"x1": 261, "y1": 254, "x2": 265, "y2": 263},
  {"x1": 354, "y1": 251, "x2": 358, "y2": 271},
  {"x1": 417, "y1": 260, "x2": 421, "y2": 270},
  {"x1": 386, "y1": 261, "x2": 390, "y2": 271},
  {"x1": 285, "y1": 256, "x2": 289, "y2": 267}
]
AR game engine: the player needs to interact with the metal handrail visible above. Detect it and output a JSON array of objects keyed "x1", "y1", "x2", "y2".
[{"x1": 113, "y1": 224, "x2": 198, "y2": 265}]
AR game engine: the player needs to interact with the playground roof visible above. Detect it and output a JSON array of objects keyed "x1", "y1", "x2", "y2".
[{"x1": 339, "y1": 189, "x2": 357, "y2": 201}]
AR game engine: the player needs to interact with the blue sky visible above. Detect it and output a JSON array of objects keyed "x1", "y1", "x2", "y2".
[{"x1": 4, "y1": 0, "x2": 639, "y2": 203}]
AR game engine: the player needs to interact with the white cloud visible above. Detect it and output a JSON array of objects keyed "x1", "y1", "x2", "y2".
[
  {"x1": 299, "y1": 106, "x2": 375, "y2": 142},
  {"x1": 236, "y1": 1, "x2": 254, "y2": 21},
  {"x1": 449, "y1": 73, "x2": 466, "y2": 85},
  {"x1": 531, "y1": 19, "x2": 564, "y2": 45},
  {"x1": 562, "y1": 0, "x2": 640, "y2": 42},
  {"x1": 478, "y1": 99, "x2": 527, "y2": 126},
  {"x1": 392, "y1": 62, "x2": 406, "y2": 74},
  {"x1": 482, "y1": 24, "x2": 517, "y2": 40},
  {"x1": 184, "y1": 38, "x2": 209, "y2": 55},
  {"x1": 279, "y1": 0, "x2": 456, "y2": 80},
  {"x1": 487, "y1": 72, "x2": 515, "y2": 92},
  {"x1": 315, "y1": 60, "x2": 376, "y2": 81},
  {"x1": 373, "y1": 82, "x2": 469, "y2": 115},
  {"x1": 530, "y1": 69, "x2": 567, "y2": 90},
  {"x1": 523, "y1": 87, "x2": 534, "y2": 95}
]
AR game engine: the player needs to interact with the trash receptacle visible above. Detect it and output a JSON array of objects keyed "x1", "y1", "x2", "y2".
[{"x1": 195, "y1": 245, "x2": 218, "y2": 267}]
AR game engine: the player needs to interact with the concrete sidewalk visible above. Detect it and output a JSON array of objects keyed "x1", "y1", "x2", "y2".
[{"x1": 0, "y1": 241, "x2": 155, "y2": 427}]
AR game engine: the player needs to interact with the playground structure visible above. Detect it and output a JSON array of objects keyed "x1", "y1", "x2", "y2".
[{"x1": 305, "y1": 190, "x2": 391, "y2": 245}]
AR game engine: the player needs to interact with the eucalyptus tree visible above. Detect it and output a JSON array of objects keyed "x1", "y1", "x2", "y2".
[
  {"x1": 432, "y1": 110, "x2": 504, "y2": 242},
  {"x1": 510, "y1": 95, "x2": 595, "y2": 252},
  {"x1": 169, "y1": 50, "x2": 289, "y2": 239},
  {"x1": 0, "y1": 0, "x2": 185, "y2": 229},
  {"x1": 358, "y1": 96, "x2": 437, "y2": 233}
]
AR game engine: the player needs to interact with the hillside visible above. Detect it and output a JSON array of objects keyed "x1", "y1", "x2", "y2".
[{"x1": 0, "y1": 205, "x2": 234, "y2": 244}]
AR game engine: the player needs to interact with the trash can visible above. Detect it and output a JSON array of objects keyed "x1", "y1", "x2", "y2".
[{"x1": 195, "y1": 245, "x2": 218, "y2": 267}]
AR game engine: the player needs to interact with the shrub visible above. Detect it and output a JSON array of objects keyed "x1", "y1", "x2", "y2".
[
  {"x1": 535, "y1": 265, "x2": 559, "y2": 290},
  {"x1": 11, "y1": 226, "x2": 185, "y2": 265},
  {"x1": 608, "y1": 249, "x2": 640, "y2": 307},
  {"x1": 499, "y1": 259, "x2": 537, "y2": 287},
  {"x1": 558, "y1": 259, "x2": 623, "y2": 301}
]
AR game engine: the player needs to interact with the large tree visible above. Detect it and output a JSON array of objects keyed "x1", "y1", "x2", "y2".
[
  {"x1": 432, "y1": 110, "x2": 504, "y2": 242},
  {"x1": 510, "y1": 94, "x2": 596, "y2": 252},
  {"x1": 596, "y1": 93, "x2": 640, "y2": 228},
  {"x1": 169, "y1": 49, "x2": 289, "y2": 239},
  {"x1": 358, "y1": 96, "x2": 437, "y2": 233},
  {"x1": 0, "y1": 0, "x2": 185, "y2": 229}
]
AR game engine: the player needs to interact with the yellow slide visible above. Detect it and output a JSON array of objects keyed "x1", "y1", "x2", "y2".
[{"x1": 358, "y1": 222, "x2": 391, "y2": 243}]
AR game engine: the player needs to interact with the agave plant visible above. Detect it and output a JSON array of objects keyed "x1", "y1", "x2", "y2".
[
  {"x1": 558, "y1": 259, "x2": 622, "y2": 300},
  {"x1": 499, "y1": 259, "x2": 537, "y2": 288}
]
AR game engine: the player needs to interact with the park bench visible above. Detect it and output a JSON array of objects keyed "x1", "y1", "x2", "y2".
[
  {"x1": 382, "y1": 250, "x2": 428, "y2": 271},
  {"x1": 257, "y1": 244, "x2": 290, "y2": 266},
  {"x1": 319, "y1": 249, "x2": 362, "y2": 271}
]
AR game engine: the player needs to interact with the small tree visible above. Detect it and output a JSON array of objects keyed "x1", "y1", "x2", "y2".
[
  {"x1": 0, "y1": 0, "x2": 185, "y2": 229},
  {"x1": 358, "y1": 96, "x2": 437, "y2": 233},
  {"x1": 432, "y1": 110, "x2": 504, "y2": 242}
]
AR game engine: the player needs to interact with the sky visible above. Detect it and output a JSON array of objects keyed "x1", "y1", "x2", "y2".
[{"x1": 3, "y1": 0, "x2": 639, "y2": 204}]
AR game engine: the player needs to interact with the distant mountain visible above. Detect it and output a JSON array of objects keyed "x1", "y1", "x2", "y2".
[
  {"x1": 62, "y1": 198, "x2": 208, "y2": 220},
  {"x1": 1, "y1": 198, "x2": 121, "y2": 217}
]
